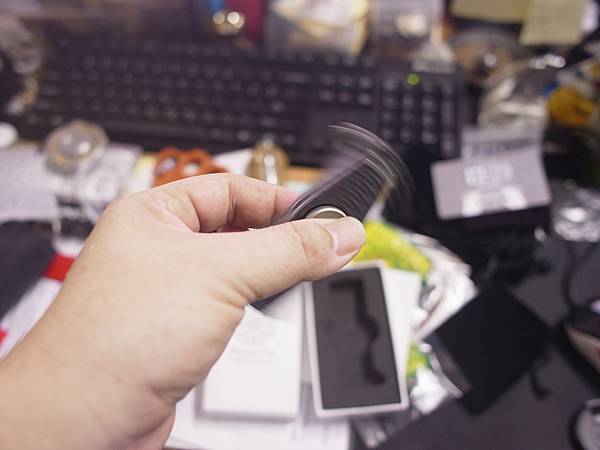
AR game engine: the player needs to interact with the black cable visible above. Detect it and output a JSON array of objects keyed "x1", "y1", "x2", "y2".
[
  {"x1": 528, "y1": 351, "x2": 552, "y2": 400},
  {"x1": 561, "y1": 240, "x2": 600, "y2": 311}
]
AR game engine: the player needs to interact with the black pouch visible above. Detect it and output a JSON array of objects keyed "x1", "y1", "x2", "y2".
[
  {"x1": 0, "y1": 222, "x2": 55, "y2": 321},
  {"x1": 430, "y1": 285, "x2": 550, "y2": 414}
]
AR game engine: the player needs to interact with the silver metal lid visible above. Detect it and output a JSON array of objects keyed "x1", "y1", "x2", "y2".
[
  {"x1": 305, "y1": 205, "x2": 347, "y2": 219},
  {"x1": 45, "y1": 120, "x2": 107, "y2": 174}
]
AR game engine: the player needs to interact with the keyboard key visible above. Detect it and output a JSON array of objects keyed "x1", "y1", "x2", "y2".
[
  {"x1": 258, "y1": 115, "x2": 277, "y2": 129},
  {"x1": 421, "y1": 130, "x2": 438, "y2": 145},
  {"x1": 342, "y1": 56, "x2": 358, "y2": 69},
  {"x1": 359, "y1": 55, "x2": 376, "y2": 70},
  {"x1": 236, "y1": 113, "x2": 255, "y2": 128},
  {"x1": 163, "y1": 107, "x2": 179, "y2": 122},
  {"x1": 324, "y1": 53, "x2": 340, "y2": 67},
  {"x1": 440, "y1": 83, "x2": 455, "y2": 98},
  {"x1": 339, "y1": 75, "x2": 356, "y2": 89},
  {"x1": 212, "y1": 80, "x2": 226, "y2": 92},
  {"x1": 192, "y1": 95, "x2": 209, "y2": 107},
  {"x1": 382, "y1": 78, "x2": 400, "y2": 93},
  {"x1": 103, "y1": 87, "x2": 117, "y2": 99},
  {"x1": 380, "y1": 128, "x2": 395, "y2": 142},
  {"x1": 182, "y1": 107, "x2": 198, "y2": 123},
  {"x1": 441, "y1": 135, "x2": 457, "y2": 157},
  {"x1": 41, "y1": 84, "x2": 62, "y2": 97},
  {"x1": 358, "y1": 76, "x2": 374, "y2": 90},
  {"x1": 157, "y1": 91, "x2": 172, "y2": 103},
  {"x1": 35, "y1": 99, "x2": 57, "y2": 111},
  {"x1": 400, "y1": 111, "x2": 415, "y2": 125},
  {"x1": 106, "y1": 101, "x2": 121, "y2": 114},
  {"x1": 401, "y1": 95, "x2": 416, "y2": 110},
  {"x1": 283, "y1": 87, "x2": 302, "y2": 101},
  {"x1": 399, "y1": 128, "x2": 414, "y2": 144},
  {"x1": 420, "y1": 80, "x2": 437, "y2": 95},
  {"x1": 259, "y1": 69, "x2": 274, "y2": 82},
  {"x1": 124, "y1": 104, "x2": 140, "y2": 117},
  {"x1": 337, "y1": 91, "x2": 354, "y2": 105},
  {"x1": 50, "y1": 114, "x2": 64, "y2": 127},
  {"x1": 281, "y1": 71, "x2": 311, "y2": 85},
  {"x1": 247, "y1": 82, "x2": 261, "y2": 97},
  {"x1": 236, "y1": 129, "x2": 256, "y2": 145},
  {"x1": 68, "y1": 70, "x2": 82, "y2": 82},
  {"x1": 310, "y1": 137, "x2": 326, "y2": 153},
  {"x1": 201, "y1": 111, "x2": 216, "y2": 125},
  {"x1": 422, "y1": 95, "x2": 438, "y2": 113},
  {"x1": 219, "y1": 112, "x2": 235, "y2": 127},
  {"x1": 282, "y1": 133, "x2": 298, "y2": 148},
  {"x1": 265, "y1": 84, "x2": 279, "y2": 98},
  {"x1": 382, "y1": 97, "x2": 400, "y2": 110},
  {"x1": 421, "y1": 113, "x2": 437, "y2": 129},
  {"x1": 319, "y1": 74, "x2": 337, "y2": 87},
  {"x1": 228, "y1": 80, "x2": 243, "y2": 93},
  {"x1": 380, "y1": 110, "x2": 395, "y2": 126},
  {"x1": 90, "y1": 100, "x2": 103, "y2": 113},
  {"x1": 318, "y1": 89, "x2": 335, "y2": 104},
  {"x1": 441, "y1": 101, "x2": 455, "y2": 128},
  {"x1": 140, "y1": 89, "x2": 152, "y2": 102},
  {"x1": 357, "y1": 92, "x2": 373, "y2": 108},
  {"x1": 45, "y1": 69, "x2": 62, "y2": 82},
  {"x1": 269, "y1": 100, "x2": 285, "y2": 114},
  {"x1": 71, "y1": 99, "x2": 85, "y2": 112},
  {"x1": 25, "y1": 113, "x2": 42, "y2": 126},
  {"x1": 208, "y1": 127, "x2": 225, "y2": 141},
  {"x1": 143, "y1": 105, "x2": 159, "y2": 120},
  {"x1": 174, "y1": 77, "x2": 188, "y2": 89}
]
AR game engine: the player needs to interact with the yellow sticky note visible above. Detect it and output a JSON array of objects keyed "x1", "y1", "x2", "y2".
[
  {"x1": 520, "y1": 0, "x2": 587, "y2": 45},
  {"x1": 451, "y1": 0, "x2": 530, "y2": 23}
]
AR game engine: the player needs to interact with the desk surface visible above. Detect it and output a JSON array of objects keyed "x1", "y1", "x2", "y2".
[{"x1": 358, "y1": 237, "x2": 600, "y2": 450}]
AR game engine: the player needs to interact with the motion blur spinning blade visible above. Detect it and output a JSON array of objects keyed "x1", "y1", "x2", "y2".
[
  {"x1": 274, "y1": 123, "x2": 414, "y2": 223},
  {"x1": 253, "y1": 124, "x2": 414, "y2": 312}
]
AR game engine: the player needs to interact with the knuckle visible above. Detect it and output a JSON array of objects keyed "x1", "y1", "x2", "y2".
[
  {"x1": 214, "y1": 171, "x2": 234, "y2": 184},
  {"x1": 101, "y1": 196, "x2": 129, "y2": 219},
  {"x1": 203, "y1": 171, "x2": 236, "y2": 188},
  {"x1": 97, "y1": 193, "x2": 142, "y2": 226},
  {"x1": 286, "y1": 221, "x2": 333, "y2": 270}
]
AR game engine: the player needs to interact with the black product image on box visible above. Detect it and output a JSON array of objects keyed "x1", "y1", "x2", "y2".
[{"x1": 311, "y1": 268, "x2": 401, "y2": 409}]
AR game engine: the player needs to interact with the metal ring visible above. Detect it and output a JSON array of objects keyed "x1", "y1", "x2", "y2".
[{"x1": 305, "y1": 205, "x2": 346, "y2": 219}]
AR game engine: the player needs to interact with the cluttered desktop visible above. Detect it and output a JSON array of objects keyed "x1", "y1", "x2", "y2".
[{"x1": 0, "y1": 0, "x2": 600, "y2": 449}]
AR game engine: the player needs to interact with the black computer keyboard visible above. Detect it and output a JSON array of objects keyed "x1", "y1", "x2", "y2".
[{"x1": 14, "y1": 33, "x2": 464, "y2": 166}]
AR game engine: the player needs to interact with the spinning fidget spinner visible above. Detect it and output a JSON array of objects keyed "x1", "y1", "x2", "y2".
[{"x1": 275, "y1": 123, "x2": 414, "y2": 223}]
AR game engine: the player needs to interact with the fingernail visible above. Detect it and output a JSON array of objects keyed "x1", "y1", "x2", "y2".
[{"x1": 324, "y1": 217, "x2": 366, "y2": 256}]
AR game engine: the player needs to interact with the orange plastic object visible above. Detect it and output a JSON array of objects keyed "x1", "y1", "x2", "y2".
[
  {"x1": 153, "y1": 147, "x2": 227, "y2": 186},
  {"x1": 548, "y1": 86, "x2": 595, "y2": 128}
]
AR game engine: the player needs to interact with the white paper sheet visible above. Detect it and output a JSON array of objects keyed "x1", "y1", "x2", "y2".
[{"x1": 0, "y1": 145, "x2": 59, "y2": 224}]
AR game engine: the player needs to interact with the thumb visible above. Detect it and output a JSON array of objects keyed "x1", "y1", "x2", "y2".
[{"x1": 217, "y1": 217, "x2": 366, "y2": 301}]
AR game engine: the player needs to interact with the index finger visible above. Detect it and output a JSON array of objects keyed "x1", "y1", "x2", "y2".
[{"x1": 146, "y1": 173, "x2": 298, "y2": 232}]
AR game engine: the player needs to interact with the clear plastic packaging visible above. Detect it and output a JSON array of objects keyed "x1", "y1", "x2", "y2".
[
  {"x1": 371, "y1": 0, "x2": 443, "y2": 57},
  {"x1": 552, "y1": 180, "x2": 600, "y2": 242}
]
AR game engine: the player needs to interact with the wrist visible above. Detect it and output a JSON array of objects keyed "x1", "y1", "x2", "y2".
[{"x1": 0, "y1": 312, "x2": 113, "y2": 449}]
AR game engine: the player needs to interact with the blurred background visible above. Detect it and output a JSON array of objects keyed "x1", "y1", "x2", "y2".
[{"x1": 1, "y1": 1, "x2": 600, "y2": 449}]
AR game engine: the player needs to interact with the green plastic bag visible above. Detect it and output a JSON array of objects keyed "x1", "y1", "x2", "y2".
[{"x1": 354, "y1": 221, "x2": 431, "y2": 279}]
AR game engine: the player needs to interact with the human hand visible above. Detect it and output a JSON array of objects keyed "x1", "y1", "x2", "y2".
[{"x1": 0, "y1": 174, "x2": 365, "y2": 450}]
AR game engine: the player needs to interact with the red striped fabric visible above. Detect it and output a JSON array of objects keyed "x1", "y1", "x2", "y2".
[{"x1": 43, "y1": 254, "x2": 74, "y2": 282}]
